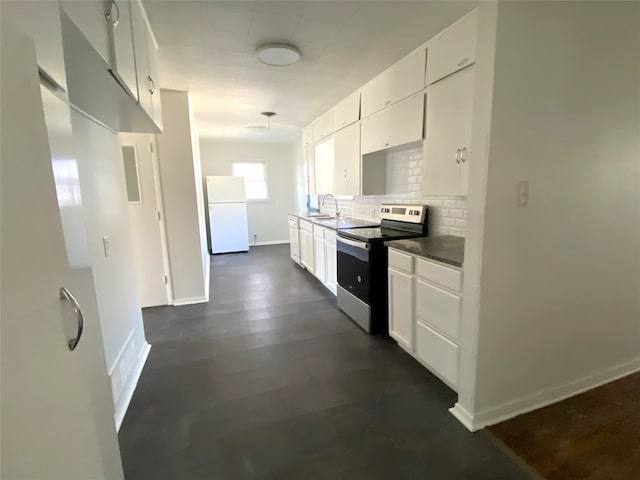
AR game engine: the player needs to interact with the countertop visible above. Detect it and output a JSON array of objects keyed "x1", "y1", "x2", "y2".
[
  {"x1": 385, "y1": 235, "x2": 465, "y2": 268},
  {"x1": 291, "y1": 213, "x2": 379, "y2": 231}
]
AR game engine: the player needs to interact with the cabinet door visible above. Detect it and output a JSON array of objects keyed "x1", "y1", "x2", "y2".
[
  {"x1": 306, "y1": 231, "x2": 315, "y2": 272},
  {"x1": 423, "y1": 70, "x2": 464, "y2": 196},
  {"x1": 289, "y1": 225, "x2": 299, "y2": 261},
  {"x1": 145, "y1": 25, "x2": 163, "y2": 130},
  {"x1": 458, "y1": 65, "x2": 475, "y2": 196},
  {"x1": 302, "y1": 124, "x2": 314, "y2": 146},
  {"x1": 333, "y1": 91, "x2": 360, "y2": 131},
  {"x1": 334, "y1": 123, "x2": 360, "y2": 195},
  {"x1": 3, "y1": 0, "x2": 68, "y2": 91},
  {"x1": 106, "y1": 0, "x2": 137, "y2": 100},
  {"x1": 313, "y1": 110, "x2": 333, "y2": 142},
  {"x1": 426, "y1": 10, "x2": 477, "y2": 85},
  {"x1": 388, "y1": 267, "x2": 414, "y2": 352},
  {"x1": 324, "y1": 235, "x2": 337, "y2": 294},
  {"x1": 361, "y1": 49, "x2": 426, "y2": 118},
  {"x1": 306, "y1": 145, "x2": 316, "y2": 195},
  {"x1": 299, "y1": 229, "x2": 308, "y2": 267},
  {"x1": 313, "y1": 233, "x2": 326, "y2": 283},
  {"x1": 360, "y1": 107, "x2": 390, "y2": 155},
  {"x1": 61, "y1": 0, "x2": 111, "y2": 66},
  {"x1": 314, "y1": 137, "x2": 334, "y2": 195},
  {"x1": 131, "y1": 0, "x2": 152, "y2": 117}
]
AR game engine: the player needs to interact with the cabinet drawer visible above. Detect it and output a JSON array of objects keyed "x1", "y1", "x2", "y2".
[
  {"x1": 416, "y1": 258, "x2": 462, "y2": 292},
  {"x1": 300, "y1": 220, "x2": 314, "y2": 233},
  {"x1": 426, "y1": 10, "x2": 477, "y2": 85},
  {"x1": 416, "y1": 321, "x2": 458, "y2": 389},
  {"x1": 416, "y1": 279, "x2": 461, "y2": 341},
  {"x1": 333, "y1": 91, "x2": 360, "y2": 131},
  {"x1": 313, "y1": 225, "x2": 325, "y2": 238},
  {"x1": 388, "y1": 248, "x2": 414, "y2": 274},
  {"x1": 288, "y1": 215, "x2": 299, "y2": 228}
]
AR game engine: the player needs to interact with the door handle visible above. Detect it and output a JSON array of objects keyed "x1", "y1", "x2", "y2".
[
  {"x1": 60, "y1": 287, "x2": 84, "y2": 351},
  {"x1": 455, "y1": 148, "x2": 461, "y2": 164},
  {"x1": 148, "y1": 76, "x2": 156, "y2": 95}
]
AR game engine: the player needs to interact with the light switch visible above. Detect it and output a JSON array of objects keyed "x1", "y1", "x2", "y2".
[
  {"x1": 517, "y1": 181, "x2": 529, "y2": 206},
  {"x1": 102, "y1": 235, "x2": 110, "y2": 257}
]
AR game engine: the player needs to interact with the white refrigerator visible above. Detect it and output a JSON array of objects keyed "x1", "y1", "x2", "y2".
[{"x1": 207, "y1": 176, "x2": 250, "y2": 254}]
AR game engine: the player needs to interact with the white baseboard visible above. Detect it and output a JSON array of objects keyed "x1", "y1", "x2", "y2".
[
  {"x1": 173, "y1": 296, "x2": 208, "y2": 306},
  {"x1": 452, "y1": 357, "x2": 640, "y2": 432},
  {"x1": 254, "y1": 240, "x2": 289, "y2": 246},
  {"x1": 111, "y1": 336, "x2": 151, "y2": 431}
]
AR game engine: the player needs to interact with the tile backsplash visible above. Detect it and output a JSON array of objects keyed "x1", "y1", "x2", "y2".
[{"x1": 319, "y1": 146, "x2": 467, "y2": 237}]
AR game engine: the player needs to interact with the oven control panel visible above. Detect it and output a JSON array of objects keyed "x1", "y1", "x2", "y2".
[{"x1": 379, "y1": 204, "x2": 427, "y2": 223}]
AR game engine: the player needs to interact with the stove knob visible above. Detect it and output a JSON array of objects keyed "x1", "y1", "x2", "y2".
[{"x1": 357, "y1": 276, "x2": 362, "y2": 283}]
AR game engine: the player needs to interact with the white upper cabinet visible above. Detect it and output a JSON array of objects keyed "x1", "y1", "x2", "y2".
[
  {"x1": 145, "y1": 25, "x2": 163, "y2": 130},
  {"x1": 333, "y1": 123, "x2": 360, "y2": 196},
  {"x1": 361, "y1": 49, "x2": 426, "y2": 119},
  {"x1": 302, "y1": 124, "x2": 314, "y2": 147},
  {"x1": 332, "y1": 91, "x2": 360, "y2": 131},
  {"x1": 426, "y1": 10, "x2": 477, "y2": 85},
  {"x1": 106, "y1": 0, "x2": 138, "y2": 101},
  {"x1": 423, "y1": 65, "x2": 475, "y2": 196},
  {"x1": 3, "y1": 0, "x2": 68, "y2": 91},
  {"x1": 314, "y1": 137, "x2": 335, "y2": 195},
  {"x1": 361, "y1": 93, "x2": 424, "y2": 155},
  {"x1": 61, "y1": 0, "x2": 111, "y2": 66},
  {"x1": 313, "y1": 110, "x2": 333, "y2": 142}
]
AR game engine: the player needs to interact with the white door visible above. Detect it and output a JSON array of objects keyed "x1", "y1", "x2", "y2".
[
  {"x1": 388, "y1": 267, "x2": 415, "y2": 352},
  {"x1": 209, "y1": 203, "x2": 249, "y2": 253},
  {"x1": 1, "y1": 22, "x2": 123, "y2": 479},
  {"x1": 121, "y1": 133, "x2": 171, "y2": 308}
]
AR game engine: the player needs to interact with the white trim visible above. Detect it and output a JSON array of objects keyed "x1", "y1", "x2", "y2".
[
  {"x1": 173, "y1": 296, "x2": 208, "y2": 306},
  {"x1": 114, "y1": 342, "x2": 151, "y2": 431},
  {"x1": 108, "y1": 330, "x2": 134, "y2": 376},
  {"x1": 451, "y1": 357, "x2": 640, "y2": 432},
  {"x1": 254, "y1": 240, "x2": 289, "y2": 246},
  {"x1": 204, "y1": 258, "x2": 210, "y2": 302}
]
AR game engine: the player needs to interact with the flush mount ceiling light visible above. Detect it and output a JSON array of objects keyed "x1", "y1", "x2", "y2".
[
  {"x1": 256, "y1": 44, "x2": 301, "y2": 66},
  {"x1": 245, "y1": 111, "x2": 276, "y2": 132}
]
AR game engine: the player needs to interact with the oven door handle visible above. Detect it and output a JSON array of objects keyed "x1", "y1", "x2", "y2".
[{"x1": 338, "y1": 236, "x2": 370, "y2": 250}]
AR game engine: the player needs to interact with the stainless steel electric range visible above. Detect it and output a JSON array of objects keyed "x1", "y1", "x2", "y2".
[{"x1": 336, "y1": 204, "x2": 429, "y2": 334}]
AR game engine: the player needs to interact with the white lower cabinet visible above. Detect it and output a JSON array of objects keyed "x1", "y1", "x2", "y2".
[
  {"x1": 324, "y1": 230, "x2": 337, "y2": 294},
  {"x1": 288, "y1": 215, "x2": 300, "y2": 263},
  {"x1": 313, "y1": 226, "x2": 326, "y2": 283},
  {"x1": 299, "y1": 220, "x2": 314, "y2": 271},
  {"x1": 388, "y1": 267, "x2": 414, "y2": 351},
  {"x1": 388, "y1": 247, "x2": 463, "y2": 391}
]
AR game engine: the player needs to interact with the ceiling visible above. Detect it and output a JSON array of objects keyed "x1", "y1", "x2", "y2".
[{"x1": 144, "y1": 1, "x2": 476, "y2": 143}]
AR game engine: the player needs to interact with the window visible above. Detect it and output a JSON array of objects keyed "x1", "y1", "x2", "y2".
[
  {"x1": 232, "y1": 162, "x2": 268, "y2": 200},
  {"x1": 122, "y1": 145, "x2": 141, "y2": 202}
]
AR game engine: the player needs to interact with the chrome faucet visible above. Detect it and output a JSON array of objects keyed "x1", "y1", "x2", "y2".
[{"x1": 321, "y1": 193, "x2": 341, "y2": 217}]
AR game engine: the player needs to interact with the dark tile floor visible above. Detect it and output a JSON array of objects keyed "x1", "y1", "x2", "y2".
[{"x1": 119, "y1": 245, "x2": 533, "y2": 480}]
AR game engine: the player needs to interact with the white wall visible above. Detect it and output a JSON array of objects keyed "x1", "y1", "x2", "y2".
[
  {"x1": 156, "y1": 89, "x2": 209, "y2": 305},
  {"x1": 292, "y1": 138, "x2": 307, "y2": 213},
  {"x1": 71, "y1": 109, "x2": 150, "y2": 425},
  {"x1": 454, "y1": 0, "x2": 640, "y2": 430},
  {"x1": 199, "y1": 140, "x2": 297, "y2": 245}
]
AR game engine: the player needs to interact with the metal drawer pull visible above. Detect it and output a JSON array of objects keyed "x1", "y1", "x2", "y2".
[
  {"x1": 457, "y1": 57, "x2": 469, "y2": 67},
  {"x1": 60, "y1": 287, "x2": 84, "y2": 351},
  {"x1": 106, "y1": 1, "x2": 120, "y2": 27},
  {"x1": 455, "y1": 148, "x2": 461, "y2": 164},
  {"x1": 148, "y1": 76, "x2": 156, "y2": 94},
  {"x1": 460, "y1": 147, "x2": 468, "y2": 163}
]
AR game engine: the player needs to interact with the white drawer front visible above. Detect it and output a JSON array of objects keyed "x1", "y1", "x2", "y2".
[
  {"x1": 416, "y1": 279, "x2": 461, "y2": 341},
  {"x1": 388, "y1": 248, "x2": 414, "y2": 274},
  {"x1": 288, "y1": 216, "x2": 299, "y2": 228},
  {"x1": 416, "y1": 258, "x2": 462, "y2": 292},
  {"x1": 416, "y1": 321, "x2": 458, "y2": 389},
  {"x1": 300, "y1": 220, "x2": 314, "y2": 233}
]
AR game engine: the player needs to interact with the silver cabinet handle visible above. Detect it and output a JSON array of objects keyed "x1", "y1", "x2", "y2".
[
  {"x1": 455, "y1": 148, "x2": 461, "y2": 164},
  {"x1": 106, "y1": 0, "x2": 120, "y2": 27},
  {"x1": 60, "y1": 287, "x2": 84, "y2": 351},
  {"x1": 457, "y1": 57, "x2": 470, "y2": 67},
  {"x1": 148, "y1": 76, "x2": 155, "y2": 94},
  {"x1": 460, "y1": 147, "x2": 468, "y2": 163}
]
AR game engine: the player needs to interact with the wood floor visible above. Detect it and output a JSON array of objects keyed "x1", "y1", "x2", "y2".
[
  {"x1": 491, "y1": 372, "x2": 640, "y2": 480},
  {"x1": 119, "y1": 245, "x2": 532, "y2": 479}
]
